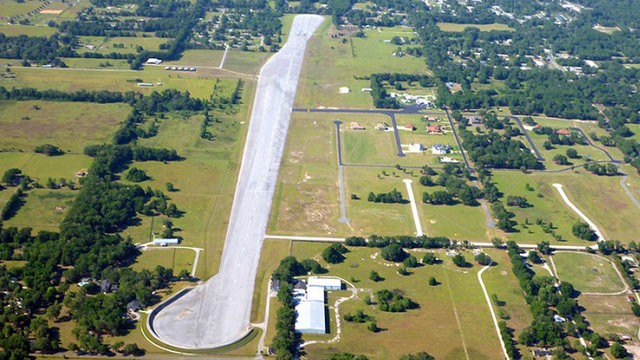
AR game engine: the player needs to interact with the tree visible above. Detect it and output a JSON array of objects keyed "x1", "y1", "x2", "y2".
[
  {"x1": 422, "y1": 252, "x2": 437, "y2": 265},
  {"x1": 610, "y1": 342, "x2": 629, "y2": 358},
  {"x1": 165, "y1": 182, "x2": 175, "y2": 192},
  {"x1": 122, "y1": 343, "x2": 144, "y2": 356},
  {"x1": 322, "y1": 243, "x2": 348, "y2": 264},
  {"x1": 381, "y1": 243, "x2": 407, "y2": 262},
  {"x1": 369, "y1": 271, "x2": 383, "y2": 282},
  {"x1": 475, "y1": 253, "x2": 492, "y2": 265},
  {"x1": 403, "y1": 255, "x2": 419, "y2": 268},
  {"x1": 399, "y1": 352, "x2": 435, "y2": 360},
  {"x1": 572, "y1": 222, "x2": 596, "y2": 241},
  {"x1": 537, "y1": 241, "x2": 551, "y2": 255},
  {"x1": 126, "y1": 167, "x2": 149, "y2": 182},
  {"x1": 528, "y1": 251, "x2": 542, "y2": 264},
  {"x1": 452, "y1": 254, "x2": 468, "y2": 267},
  {"x1": 428, "y1": 276, "x2": 438, "y2": 286},
  {"x1": 367, "y1": 321, "x2": 380, "y2": 333},
  {"x1": 2, "y1": 168, "x2": 22, "y2": 185},
  {"x1": 46, "y1": 302, "x2": 62, "y2": 322},
  {"x1": 553, "y1": 154, "x2": 569, "y2": 165},
  {"x1": 566, "y1": 148, "x2": 579, "y2": 159}
]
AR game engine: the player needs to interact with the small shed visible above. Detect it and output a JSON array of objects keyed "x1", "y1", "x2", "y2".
[
  {"x1": 350, "y1": 122, "x2": 365, "y2": 131},
  {"x1": 308, "y1": 277, "x2": 342, "y2": 290}
]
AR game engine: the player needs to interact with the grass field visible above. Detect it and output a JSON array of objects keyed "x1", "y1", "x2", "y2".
[
  {"x1": 553, "y1": 252, "x2": 626, "y2": 294},
  {"x1": 250, "y1": 239, "x2": 290, "y2": 323},
  {"x1": 60, "y1": 57, "x2": 132, "y2": 69},
  {"x1": 0, "y1": 100, "x2": 130, "y2": 153},
  {"x1": 222, "y1": 50, "x2": 271, "y2": 75},
  {"x1": 163, "y1": 49, "x2": 225, "y2": 68},
  {"x1": 345, "y1": 166, "x2": 418, "y2": 236},
  {"x1": 296, "y1": 19, "x2": 430, "y2": 109},
  {"x1": 3, "y1": 188, "x2": 75, "y2": 232},
  {"x1": 492, "y1": 171, "x2": 592, "y2": 245},
  {"x1": 421, "y1": 199, "x2": 489, "y2": 241},
  {"x1": 579, "y1": 295, "x2": 640, "y2": 338},
  {"x1": 437, "y1": 22, "x2": 515, "y2": 32},
  {"x1": 0, "y1": 24, "x2": 57, "y2": 36},
  {"x1": 288, "y1": 243, "x2": 504, "y2": 360},
  {"x1": 121, "y1": 79, "x2": 256, "y2": 279},
  {"x1": 0, "y1": 0, "x2": 43, "y2": 18},
  {"x1": 2, "y1": 67, "x2": 217, "y2": 99},
  {"x1": 268, "y1": 112, "x2": 345, "y2": 236},
  {"x1": 131, "y1": 248, "x2": 195, "y2": 275},
  {"x1": 0, "y1": 153, "x2": 92, "y2": 188},
  {"x1": 76, "y1": 36, "x2": 170, "y2": 54}
]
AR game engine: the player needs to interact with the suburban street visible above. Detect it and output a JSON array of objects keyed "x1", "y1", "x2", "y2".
[{"x1": 149, "y1": 14, "x2": 324, "y2": 349}]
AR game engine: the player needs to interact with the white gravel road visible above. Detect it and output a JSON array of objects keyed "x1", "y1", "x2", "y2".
[{"x1": 150, "y1": 14, "x2": 324, "y2": 349}]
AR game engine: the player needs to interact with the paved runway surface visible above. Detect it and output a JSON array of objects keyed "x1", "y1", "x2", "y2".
[{"x1": 150, "y1": 14, "x2": 324, "y2": 349}]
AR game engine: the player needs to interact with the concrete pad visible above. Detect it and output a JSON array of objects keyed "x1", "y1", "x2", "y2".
[{"x1": 149, "y1": 14, "x2": 325, "y2": 349}]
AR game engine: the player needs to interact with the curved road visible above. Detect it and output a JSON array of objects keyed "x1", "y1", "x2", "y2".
[{"x1": 149, "y1": 15, "x2": 324, "y2": 349}]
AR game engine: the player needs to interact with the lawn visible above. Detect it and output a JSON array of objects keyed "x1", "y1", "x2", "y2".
[
  {"x1": 121, "y1": 79, "x2": 256, "y2": 279},
  {"x1": 0, "y1": 153, "x2": 92, "y2": 187},
  {"x1": 345, "y1": 166, "x2": 420, "y2": 236},
  {"x1": 0, "y1": 100, "x2": 130, "y2": 153},
  {"x1": 491, "y1": 171, "x2": 591, "y2": 246},
  {"x1": 76, "y1": 36, "x2": 170, "y2": 54},
  {"x1": 3, "y1": 188, "x2": 76, "y2": 232},
  {"x1": 420, "y1": 200, "x2": 489, "y2": 242},
  {"x1": 553, "y1": 252, "x2": 626, "y2": 294},
  {"x1": 437, "y1": 22, "x2": 515, "y2": 32},
  {"x1": 296, "y1": 19, "x2": 430, "y2": 109},
  {"x1": 268, "y1": 112, "x2": 345, "y2": 236},
  {"x1": 131, "y1": 248, "x2": 195, "y2": 275},
  {"x1": 2, "y1": 67, "x2": 217, "y2": 99},
  {"x1": 163, "y1": 49, "x2": 226, "y2": 68},
  {"x1": 222, "y1": 50, "x2": 271, "y2": 75},
  {"x1": 0, "y1": 0, "x2": 43, "y2": 18},
  {"x1": 60, "y1": 57, "x2": 132, "y2": 70},
  {"x1": 250, "y1": 239, "x2": 291, "y2": 323},
  {"x1": 288, "y1": 243, "x2": 504, "y2": 360},
  {"x1": 579, "y1": 295, "x2": 640, "y2": 338},
  {"x1": 0, "y1": 24, "x2": 57, "y2": 36}
]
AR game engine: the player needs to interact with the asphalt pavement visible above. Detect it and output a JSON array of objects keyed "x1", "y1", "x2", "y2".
[{"x1": 149, "y1": 14, "x2": 324, "y2": 349}]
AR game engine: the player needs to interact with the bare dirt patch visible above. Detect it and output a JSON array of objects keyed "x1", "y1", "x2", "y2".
[{"x1": 40, "y1": 9, "x2": 63, "y2": 14}]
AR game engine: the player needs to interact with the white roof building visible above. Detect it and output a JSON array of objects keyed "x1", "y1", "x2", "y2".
[
  {"x1": 153, "y1": 238, "x2": 179, "y2": 246},
  {"x1": 306, "y1": 286, "x2": 325, "y2": 302},
  {"x1": 146, "y1": 58, "x2": 162, "y2": 64},
  {"x1": 295, "y1": 299, "x2": 326, "y2": 334},
  {"x1": 308, "y1": 277, "x2": 342, "y2": 290}
]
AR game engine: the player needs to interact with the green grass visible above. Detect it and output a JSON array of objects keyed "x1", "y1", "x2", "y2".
[
  {"x1": 296, "y1": 20, "x2": 430, "y2": 109},
  {"x1": 163, "y1": 49, "x2": 225, "y2": 67},
  {"x1": 0, "y1": 100, "x2": 130, "y2": 153},
  {"x1": 579, "y1": 295, "x2": 640, "y2": 337},
  {"x1": 345, "y1": 166, "x2": 418, "y2": 236},
  {"x1": 3, "y1": 188, "x2": 75, "y2": 232},
  {"x1": 2, "y1": 67, "x2": 217, "y2": 99},
  {"x1": 553, "y1": 252, "x2": 625, "y2": 293},
  {"x1": 492, "y1": 171, "x2": 591, "y2": 245},
  {"x1": 290, "y1": 243, "x2": 504, "y2": 360},
  {"x1": 250, "y1": 239, "x2": 290, "y2": 323},
  {"x1": 0, "y1": 0, "x2": 43, "y2": 18},
  {"x1": 420, "y1": 200, "x2": 489, "y2": 241},
  {"x1": 60, "y1": 57, "x2": 132, "y2": 70},
  {"x1": 0, "y1": 24, "x2": 57, "y2": 36},
  {"x1": 268, "y1": 112, "x2": 345, "y2": 236},
  {"x1": 0, "y1": 153, "x2": 92, "y2": 187},
  {"x1": 131, "y1": 248, "x2": 195, "y2": 275},
  {"x1": 437, "y1": 22, "x2": 514, "y2": 32},
  {"x1": 76, "y1": 36, "x2": 170, "y2": 54},
  {"x1": 121, "y1": 79, "x2": 256, "y2": 279},
  {"x1": 222, "y1": 50, "x2": 271, "y2": 75}
]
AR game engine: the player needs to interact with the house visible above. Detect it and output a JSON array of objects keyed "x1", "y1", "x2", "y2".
[
  {"x1": 621, "y1": 256, "x2": 638, "y2": 267},
  {"x1": 127, "y1": 299, "x2": 143, "y2": 312},
  {"x1": 137, "y1": 83, "x2": 154, "y2": 87},
  {"x1": 293, "y1": 279, "x2": 307, "y2": 291},
  {"x1": 100, "y1": 279, "x2": 114, "y2": 293},
  {"x1": 374, "y1": 123, "x2": 388, "y2": 131},
  {"x1": 555, "y1": 129, "x2": 571, "y2": 136},
  {"x1": 402, "y1": 143, "x2": 425, "y2": 153},
  {"x1": 427, "y1": 124, "x2": 442, "y2": 134},
  {"x1": 403, "y1": 124, "x2": 415, "y2": 131},
  {"x1": 432, "y1": 144, "x2": 451, "y2": 155},
  {"x1": 439, "y1": 156, "x2": 459, "y2": 163},
  {"x1": 553, "y1": 314, "x2": 566, "y2": 323},
  {"x1": 146, "y1": 58, "x2": 162, "y2": 65},
  {"x1": 308, "y1": 277, "x2": 342, "y2": 290},
  {"x1": 470, "y1": 116, "x2": 482, "y2": 124},
  {"x1": 361, "y1": 88, "x2": 373, "y2": 92},
  {"x1": 78, "y1": 278, "x2": 92, "y2": 287},
  {"x1": 425, "y1": 116, "x2": 439, "y2": 122},
  {"x1": 350, "y1": 122, "x2": 365, "y2": 130},
  {"x1": 532, "y1": 349, "x2": 552, "y2": 357},
  {"x1": 153, "y1": 237, "x2": 180, "y2": 246}
]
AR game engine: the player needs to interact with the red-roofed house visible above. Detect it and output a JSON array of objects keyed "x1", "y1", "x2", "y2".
[
  {"x1": 555, "y1": 129, "x2": 571, "y2": 136},
  {"x1": 427, "y1": 124, "x2": 442, "y2": 134}
]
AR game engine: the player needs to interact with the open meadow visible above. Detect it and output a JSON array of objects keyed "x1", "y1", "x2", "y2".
[
  {"x1": 0, "y1": 100, "x2": 129, "y2": 153},
  {"x1": 76, "y1": 36, "x2": 170, "y2": 55},
  {"x1": 284, "y1": 243, "x2": 505, "y2": 360},
  {"x1": 437, "y1": 22, "x2": 515, "y2": 32},
  {"x1": 552, "y1": 252, "x2": 626, "y2": 294},
  {"x1": 296, "y1": 18, "x2": 430, "y2": 109},
  {"x1": 579, "y1": 295, "x2": 640, "y2": 338}
]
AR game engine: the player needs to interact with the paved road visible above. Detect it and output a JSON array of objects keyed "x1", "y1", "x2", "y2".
[
  {"x1": 149, "y1": 15, "x2": 324, "y2": 349},
  {"x1": 334, "y1": 120, "x2": 350, "y2": 223},
  {"x1": 403, "y1": 179, "x2": 423, "y2": 236},
  {"x1": 219, "y1": 44, "x2": 230, "y2": 68},
  {"x1": 620, "y1": 176, "x2": 640, "y2": 210},
  {"x1": 506, "y1": 116, "x2": 545, "y2": 161},
  {"x1": 553, "y1": 183, "x2": 605, "y2": 242},
  {"x1": 477, "y1": 264, "x2": 509, "y2": 360},
  {"x1": 443, "y1": 108, "x2": 472, "y2": 169},
  {"x1": 570, "y1": 126, "x2": 620, "y2": 163}
]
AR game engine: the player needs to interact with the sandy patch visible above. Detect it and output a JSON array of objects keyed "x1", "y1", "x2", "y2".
[{"x1": 40, "y1": 9, "x2": 63, "y2": 14}]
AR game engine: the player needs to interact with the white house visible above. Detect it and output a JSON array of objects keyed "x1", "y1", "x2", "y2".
[
  {"x1": 153, "y1": 238, "x2": 179, "y2": 246},
  {"x1": 146, "y1": 58, "x2": 162, "y2": 65},
  {"x1": 308, "y1": 277, "x2": 342, "y2": 290},
  {"x1": 295, "y1": 299, "x2": 326, "y2": 334},
  {"x1": 432, "y1": 144, "x2": 451, "y2": 155}
]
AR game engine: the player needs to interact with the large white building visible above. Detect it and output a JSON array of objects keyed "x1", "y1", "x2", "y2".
[{"x1": 307, "y1": 277, "x2": 342, "y2": 290}]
